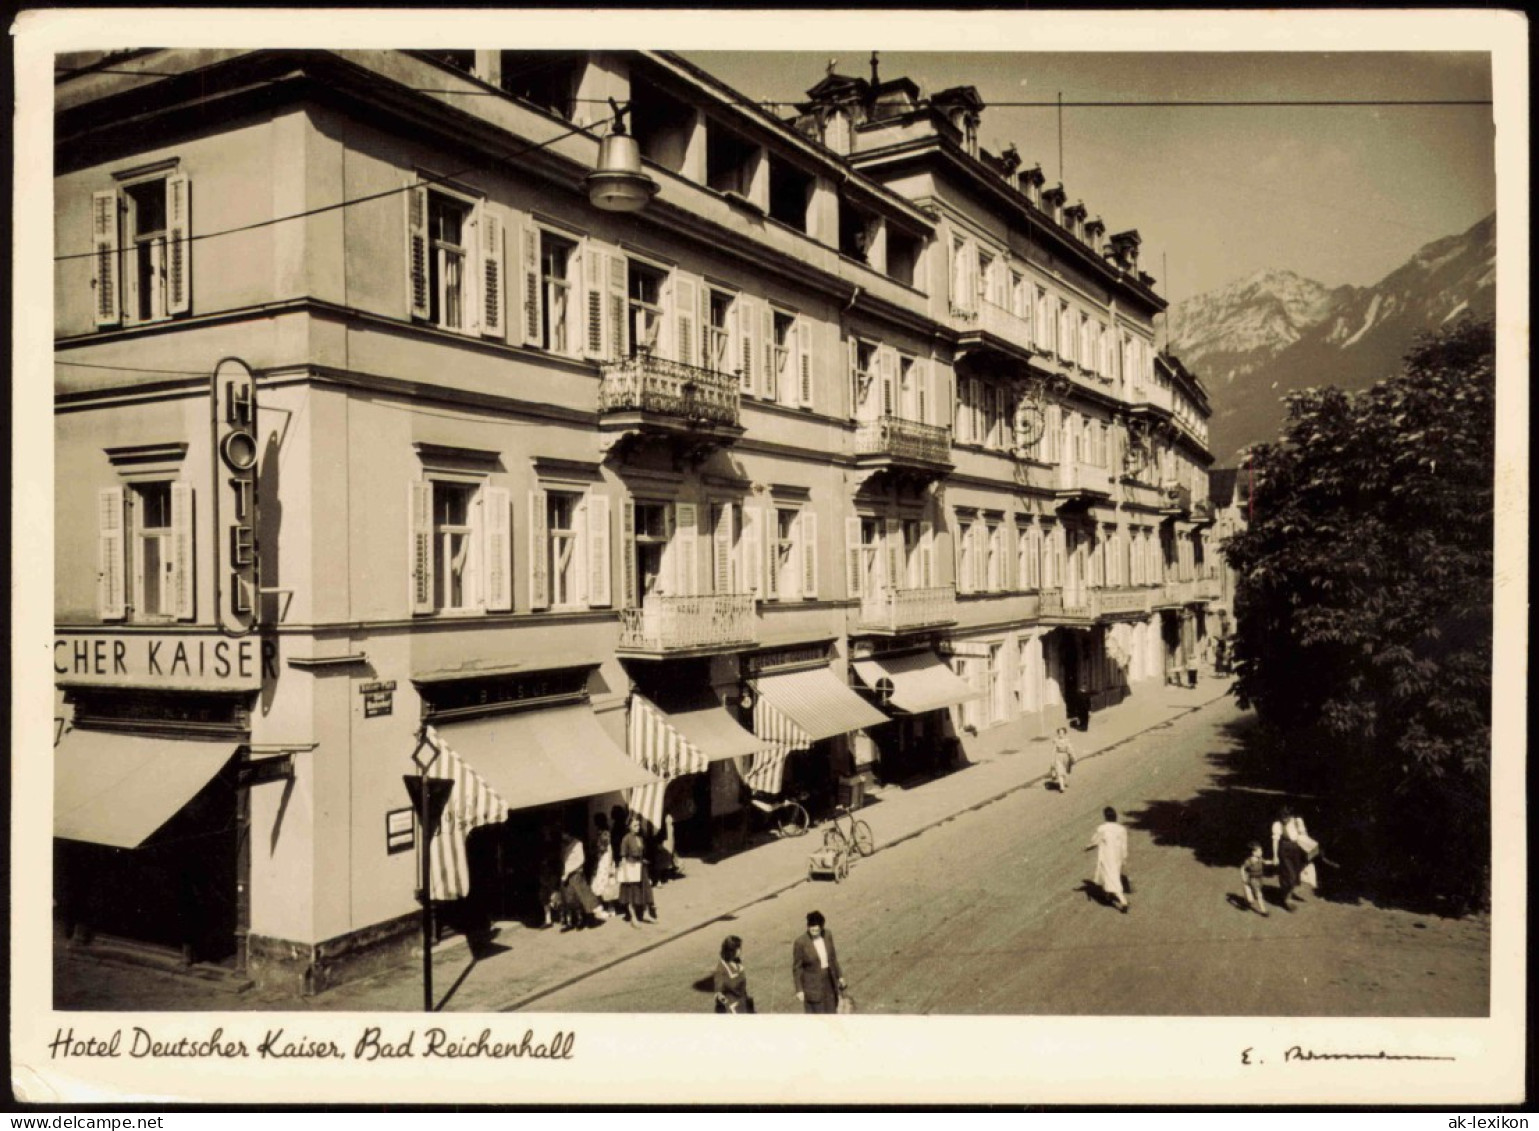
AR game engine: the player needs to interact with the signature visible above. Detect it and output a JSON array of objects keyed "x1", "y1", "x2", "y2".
[{"x1": 1240, "y1": 1046, "x2": 1457, "y2": 1065}]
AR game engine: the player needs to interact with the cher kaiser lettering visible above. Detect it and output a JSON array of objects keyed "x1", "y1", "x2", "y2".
[{"x1": 54, "y1": 634, "x2": 277, "y2": 686}]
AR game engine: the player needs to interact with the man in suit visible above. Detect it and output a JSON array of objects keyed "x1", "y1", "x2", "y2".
[{"x1": 791, "y1": 910, "x2": 846, "y2": 1013}]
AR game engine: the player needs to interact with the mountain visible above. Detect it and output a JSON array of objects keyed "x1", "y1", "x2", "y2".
[{"x1": 1166, "y1": 212, "x2": 1496, "y2": 462}]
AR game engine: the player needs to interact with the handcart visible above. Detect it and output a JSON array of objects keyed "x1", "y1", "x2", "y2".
[{"x1": 807, "y1": 841, "x2": 850, "y2": 883}]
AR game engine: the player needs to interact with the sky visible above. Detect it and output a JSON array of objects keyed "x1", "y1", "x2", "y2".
[{"x1": 684, "y1": 50, "x2": 1496, "y2": 304}]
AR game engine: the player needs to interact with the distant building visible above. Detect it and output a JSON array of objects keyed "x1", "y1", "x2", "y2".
[{"x1": 53, "y1": 48, "x2": 1219, "y2": 991}]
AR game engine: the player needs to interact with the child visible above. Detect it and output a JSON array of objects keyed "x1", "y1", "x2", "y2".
[
  {"x1": 1240, "y1": 842, "x2": 1269, "y2": 916},
  {"x1": 1050, "y1": 726, "x2": 1076, "y2": 792}
]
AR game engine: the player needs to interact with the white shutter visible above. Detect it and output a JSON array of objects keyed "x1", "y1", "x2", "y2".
[
  {"x1": 845, "y1": 516, "x2": 864, "y2": 599},
  {"x1": 169, "y1": 482, "x2": 194, "y2": 619},
  {"x1": 607, "y1": 253, "x2": 628, "y2": 359},
  {"x1": 91, "y1": 190, "x2": 121, "y2": 327},
  {"x1": 586, "y1": 492, "x2": 611, "y2": 607},
  {"x1": 621, "y1": 500, "x2": 638, "y2": 608},
  {"x1": 674, "y1": 503, "x2": 698, "y2": 597},
  {"x1": 166, "y1": 174, "x2": 191, "y2": 316},
  {"x1": 736, "y1": 296, "x2": 755, "y2": 393},
  {"x1": 528, "y1": 489, "x2": 549, "y2": 610},
  {"x1": 713, "y1": 503, "x2": 734, "y2": 594},
  {"x1": 479, "y1": 209, "x2": 505, "y2": 340},
  {"x1": 884, "y1": 517, "x2": 902, "y2": 591},
  {"x1": 973, "y1": 522, "x2": 988, "y2": 592},
  {"x1": 962, "y1": 238, "x2": 979, "y2": 313},
  {"x1": 729, "y1": 301, "x2": 748, "y2": 392},
  {"x1": 584, "y1": 243, "x2": 608, "y2": 359},
  {"x1": 743, "y1": 503, "x2": 763, "y2": 595},
  {"x1": 799, "y1": 510, "x2": 818, "y2": 598},
  {"x1": 1003, "y1": 522, "x2": 1017, "y2": 592},
  {"x1": 915, "y1": 359, "x2": 930, "y2": 425},
  {"x1": 920, "y1": 519, "x2": 935, "y2": 588},
  {"x1": 406, "y1": 185, "x2": 430, "y2": 320},
  {"x1": 763, "y1": 506, "x2": 780, "y2": 599},
  {"x1": 481, "y1": 486, "x2": 512, "y2": 611},
  {"x1": 98, "y1": 486, "x2": 126, "y2": 620},
  {"x1": 951, "y1": 510, "x2": 968, "y2": 595},
  {"x1": 521, "y1": 221, "x2": 543, "y2": 345},
  {"x1": 409, "y1": 481, "x2": 434, "y2": 614},
  {"x1": 879, "y1": 347, "x2": 897, "y2": 419},
  {"x1": 796, "y1": 317, "x2": 813, "y2": 407},
  {"x1": 762, "y1": 306, "x2": 776, "y2": 400},
  {"x1": 674, "y1": 274, "x2": 697, "y2": 367},
  {"x1": 655, "y1": 272, "x2": 675, "y2": 362}
]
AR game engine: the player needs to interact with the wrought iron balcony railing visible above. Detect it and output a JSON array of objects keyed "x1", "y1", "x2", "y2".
[
  {"x1": 616, "y1": 592, "x2": 757, "y2": 655},
  {"x1": 1058, "y1": 460, "x2": 1114, "y2": 495},
  {"x1": 1040, "y1": 589, "x2": 1093, "y2": 620},
  {"x1": 598, "y1": 353, "x2": 741, "y2": 429},
  {"x1": 1092, "y1": 587, "x2": 1152, "y2": 618},
  {"x1": 856, "y1": 585, "x2": 957, "y2": 634},
  {"x1": 855, "y1": 415, "x2": 952, "y2": 466}
]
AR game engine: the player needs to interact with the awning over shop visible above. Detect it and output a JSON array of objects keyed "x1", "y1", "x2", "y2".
[
  {"x1": 852, "y1": 650, "x2": 982, "y2": 715},
  {"x1": 431, "y1": 704, "x2": 658, "y2": 815},
  {"x1": 54, "y1": 728, "x2": 235, "y2": 849},
  {"x1": 749, "y1": 666, "x2": 887, "y2": 743},
  {"x1": 626, "y1": 694, "x2": 770, "y2": 828}
]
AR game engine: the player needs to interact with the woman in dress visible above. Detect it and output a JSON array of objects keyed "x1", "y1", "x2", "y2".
[
  {"x1": 714, "y1": 935, "x2": 752, "y2": 1014},
  {"x1": 618, "y1": 815, "x2": 657, "y2": 925},
  {"x1": 1270, "y1": 806, "x2": 1311, "y2": 910},
  {"x1": 1085, "y1": 806, "x2": 1130, "y2": 913},
  {"x1": 589, "y1": 828, "x2": 620, "y2": 917}
]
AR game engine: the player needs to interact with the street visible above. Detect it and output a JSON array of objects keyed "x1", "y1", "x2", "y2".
[{"x1": 525, "y1": 698, "x2": 1489, "y2": 1016}]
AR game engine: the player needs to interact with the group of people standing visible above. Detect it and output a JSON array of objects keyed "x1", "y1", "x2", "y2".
[
  {"x1": 713, "y1": 911, "x2": 851, "y2": 1015},
  {"x1": 546, "y1": 806, "x2": 688, "y2": 931},
  {"x1": 1240, "y1": 806, "x2": 1331, "y2": 916}
]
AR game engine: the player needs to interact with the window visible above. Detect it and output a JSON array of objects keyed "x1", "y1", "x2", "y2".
[
  {"x1": 768, "y1": 159, "x2": 813, "y2": 232},
  {"x1": 771, "y1": 311, "x2": 794, "y2": 402},
  {"x1": 538, "y1": 231, "x2": 576, "y2": 353},
  {"x1": 976, "y1": 251, "x2": 995, "y2": 310},
  {"x1": 546, "y1": 492, "x2": 585, "y2": 607},
  {"x1": 858, "y1": 517, "x2": 883, "y2": 595},
  {"x1": 707, "y1": 121, "x2": 761, "y2": 198},
  {"x1": 1011, "y1": 271, "x2": 1029, "y2": 321},
  {"x1": 852, "y1": 340, "x2": 878, "y2": 415},
  {"x1": 1017, "y1": 524, "x2": 1038, "y2": 591},
  {"x1": 428, "y1": 194, "x2": 469, "y2": 331},
  {"x1": 411, "y1": 478, "x2": 512, "y2": 615},
  {"x1": 887, "y1": 227, "x2": 922, "y2": 289},
  {"x1": 498, "y1": 51, "x2": 580, "y2": 120},
  {"x1": 985, "y1": 522, "x2": 1002, "y2": 591},
  {"x1": 406, "y1": 186, "x2": 504, "y2": 339},
  {"x1": 97, "y1": 481, "x2": 193, "y2": 622},
  {"x1": 91, "y1": 172, "x2": 191, "y2": 328},
  {"x1": 903, "y1": 519, "x2": 924, "y2": 587},
  {"x1": 706, "y1": 289, "x2": 733, "y2": 376},
  {"x1": 627, "y1": 261, "x2": 665, "y2": 356},
  {"x1": 898, "y1": 356, "x2": 917, "y2": 422},
  {"x1": 131, "y1": 482, "x2": 174, "y2": 617},
  {"x1": 630, "y1": 78, "x2": 696, "y2": 176},
  {"x1": 773, "y1": 508, "x2": 807, "y2": 598},
  {"x1": 989, "y1": 643, "x2": 1007, "y2": 724},
  {"x1": 839, "y1": 196, "x2": 878, "y2": 262},
  {"x1": 710, "y1": 502, "x2": 742, "y2": 594},
  {"x1": 634, "y1": 503, "x2": 670, "y2": 600}
]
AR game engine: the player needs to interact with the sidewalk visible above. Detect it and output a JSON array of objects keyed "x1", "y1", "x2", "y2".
[{"x1": 57, "y1": 676, "x2": 1234, "y2": 1013}]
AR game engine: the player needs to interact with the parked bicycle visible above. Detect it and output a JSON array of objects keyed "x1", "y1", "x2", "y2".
[
  {"x1": 749, "y1": 791, "x2": 810, "y2": 839},
  {"x1": 822, "y1": 805, "x2": 875, "y2": 858}
]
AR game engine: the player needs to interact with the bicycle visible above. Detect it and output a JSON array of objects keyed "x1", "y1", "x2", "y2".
[
  {"x1": 748, "y1": 791, "x2": 810, "y2": 838},
  {"x1": 822, "y1": 805, "x2": 874, "y2": 858}
]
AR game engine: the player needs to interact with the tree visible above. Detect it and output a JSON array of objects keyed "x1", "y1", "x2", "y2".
[{"x1": 1224, "y1": 319, "x2": 1494, "y2": 913}]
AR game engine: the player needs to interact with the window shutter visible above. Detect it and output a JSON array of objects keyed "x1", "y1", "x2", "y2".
[
  {"x1": 584, "y1": 244, "x2": 608, "y2": 358},
  {"x1": 879, "y1": 347, "x2": 896, "y2": 418},
  {"x1": 844, "y1": 516, "x2": 863, "y2": 599},
  {"x1": 586, "y1": 491, "x2": 611, "y2": 607},
  {"x1": 973, "y1": 522, "x2": 988, "y2": 592},
  {"x1": 168, "y1": 482, "x2": 195, "y2": 619},
  {"x1": 764, "y1": 507, "x2": 780, "y2": 599},
  {"x1": 699, "y1": 283, "x2": 712, "y2": 370},
  {"x1": 528, "y1": 489, "x2": 549, "y2": 610},
  {"x1": 1003, "y1": 522, "x2": 1017, "y2": 592},
  {"x1": 951, "y1": 511, "x2": 968, "y2": 595},
  {"x1": 883, "y1": 517, "x2": 902, "y2": 591},
  {"x1": 847, "y1": 335, "x2": 861, "y2": 418},
  {"x1": 743, "y1": 504, "x2": 763, "y2": 596},
  {"x1": 762, "y1": 306, "x2": 776, "y2": 400},
  {"x1": 736, "y1": 296, "x2": 755, "y2": 393},
  {"x1": 727, "y1": 300, "x2": 748, "y2": 392},
  {"x1": 607, "y1": 254, "x2": 628, "y2": 359},
  {"x1": 713, "y1": 503, "x2": 734, "y2": 594},
  {"x1": 673, "y1": 503, "x2": 698, "y2": 597},
  {"x1": 621, "y1": 500, "x2": 638, "y2": 608},
  {"x1": 406, "y1": 185, "x2": 430, "y2": 321},
  {"x1": 674, "y1": 275, "x2": 697, "y2": 367},
  {"x1": 520, "y1": 221, "x2": 543, "y2": 345},
  {"x1": 799, "y1": 511, "x2": 818, "y2": 598},
  {"x1": 954, "y1": 377, "x2": 970, "y2": 444},
  {"x1": 409, "y1": 481, "x2": 435, "y2": 614},
  {"x1": 91, "y1": 190, "x2": 121, "y2": 327},
  {"x1": 920, "y1": 520, "x2": 935, "y2": 588},
  {"x1": 98, "y1": 486, "x2": 126, "y2": 620},
  {"x1": 479, "y1": 486, "x2": 511, "y2": 611},
  {"x1": 478, "y1": 209, "x2": 505, "y2": 340},
  {"x1": 915, "y1": 359, "x2": 930, "y2": 425},
  {"x1": 166, "y1": 174, "x2": 191, "y2": 316},
  {"x1": 796, "y1": 317, "x2": 813, "y2": 407}
]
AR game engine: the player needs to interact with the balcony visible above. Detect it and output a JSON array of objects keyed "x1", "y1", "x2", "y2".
[
  {"x1": 598, "y1": 353, "x2": 744, "y2": 462},
  {"x1": 1158, "y1": 482, "x2": 1192, "y2": 518},
  {"x1": 1054, "y1": 460, "x2": 1114, "y2": 510},
  {"x1": 1040, "y1": 589, "x2": 1093, "y2": 624},
  {"x1": 854, "y1": 415, "x2": 953, "y2": 486},
  {"x1": 855, "y1": 585, "x2": 958, "y2": 636},
  {"x1": 952, "y1": 300, "x2": 1036, "y2": 365},
  {"x1": 1092, "y1": 586, "x2": 1152, "y2": 620},
  {"x1": 1191, "y1": 498, "x2": 1216, "y2": 526},
  {"x1": 616, "y1": 593, "x2": 758, "y2": 658}
]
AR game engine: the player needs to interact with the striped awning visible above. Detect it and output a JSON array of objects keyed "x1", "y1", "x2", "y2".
[
  {"x1": 54, "y1": 729, "x2": 235, "y2": 849},
  {"x1": 740, "y1": 693, "x2": 810, "y2": 796},
  {"x1": 852, "y1": 650, "x2": 982, "y2": 715},
  {"x1": 750, "y1": 666, "x2": 888, "y2": 743},
  {"x1": 420, "y1": 726, "x2": 510, "y2": 902},
  {"x1": 625, "y1": 694, "x2": 769, "y2": 829}
]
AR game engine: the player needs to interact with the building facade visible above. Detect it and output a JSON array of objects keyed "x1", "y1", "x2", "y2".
[{"x1": 53, "y1": 48, "x2": 1218, "y2": 991}]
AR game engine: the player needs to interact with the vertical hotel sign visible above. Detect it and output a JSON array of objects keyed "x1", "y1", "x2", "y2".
[{"x1": 213, "y1": 358, "x2": 259, "y2": 634}]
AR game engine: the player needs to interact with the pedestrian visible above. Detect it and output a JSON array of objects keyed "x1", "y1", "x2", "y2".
[
  {"x1": 608, "y1": 804, "x2": 629, "y2": 863},
  {"x1": 714, "y1": 935, "x2": 754, "y2": 1014},
  {"x1": 558, "y1": 830, "x2": 605, "y2": 930},
  {"x1": 652, "y1": 812, "x2": 683, "y2": 883},
  {"x1": 1240, "y1": 841, "x2": 1269, "y2": 916},
  {"x1": 535, "y1": 824, "x2": 562, "y2": 929},
  {"x1": 1269, "y1": 806, "x2": 1310, "y2": 911},
  {"x1": 618, "y1": 815, "x2": 657, "y2": 925},
  {"x1": 1085, "y1": 806, "x2": 1130, "y2": 913},
  {"x1": 1050, "y1": 726, "x2": 1076, "y2": 792},
  {"x1": 589, "y1": 827, "x2": 620, "y2": 914},
  {"x1": 791, "y1": 910, "x2": 847, "y2": 1014},
  {"x1": 1185, "y1": 649, "x2": 1199, "y2": 689}
]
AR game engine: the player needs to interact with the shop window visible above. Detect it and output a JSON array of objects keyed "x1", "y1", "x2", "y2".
[
  {"x1": 498, "y1": 51, "x2": 580, "y2": 120},
  {"x1": 768, "y1": 159, "x2": 812, "y2": 232}
]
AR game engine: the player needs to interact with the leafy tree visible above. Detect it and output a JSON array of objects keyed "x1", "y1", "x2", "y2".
[{"x1": 1224, "y1": 319, "x2": 1494, "y2": 913}]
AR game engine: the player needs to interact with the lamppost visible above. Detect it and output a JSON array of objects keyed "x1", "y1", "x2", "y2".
[
  {"x1": 584, "y1": 98, "x2": 659, "y2": 213},
  {"x1": 404, "y1": 731, "x2": 455, "y2": 1013}
]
